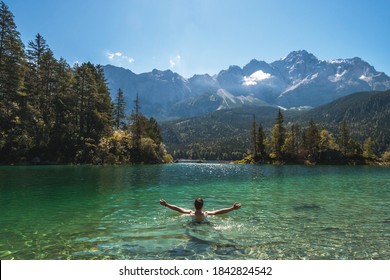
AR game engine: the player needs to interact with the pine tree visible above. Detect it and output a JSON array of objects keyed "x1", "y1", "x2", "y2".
[
  {"x1": 251, "y1": 115, "x2": 258, "y2": 156},
  {"x1": 113, "y1": 88, "x2": 126, "y2": 130},
  {"x1": 25, "y1": 33, "x2": 57, "y2": 153},
  {"x1": 26, "y1": 33, "x2": 48, "y2": 69},
  {"x1": 146, "y1": 117, "x2": 162, "y2": 145},
  {"x1": 47, "y1": 58, "x2": 79, "y2": 162},
  {"x1": 73, "y1": 63, "x2": 113, "y2": 162},
  {"x1": 338, "y1": 121, "x2": 350, "y2": 156},
  {"x1": 92, "y1": 64, "x2": 113, "y2": 139},
  {"x1": 0, "y1": 1, "x2": 26, "y2": 162},
  {"x1": 283, "y1": 124, "x2": 299, "y2": 160},
  {"x1": 270, "y1": 109, "x2": 286, "y2": 160},
  {"x1": 0, "y1": 1, "x2": 24, "y2": 99},
  {"x1": 26, "y1": 33, "x2": 50, "y2": 119},
  {"x1": 348, "y1": 138, "x2": 362, "y2": 158},
  {"x1": 303, "y1": 119, "x2": 320, "y2": 156},
  {"x1": 256, "y1": 123, "x2": 267, "y2": 159},
  {"x1": 130, "y1": 93, "x2": 142, "y2": 163}
]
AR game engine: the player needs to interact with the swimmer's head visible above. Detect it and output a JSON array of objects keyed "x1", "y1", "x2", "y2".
[{"x1": 194, "y1": 197, "x2": 204, "y2": 210}]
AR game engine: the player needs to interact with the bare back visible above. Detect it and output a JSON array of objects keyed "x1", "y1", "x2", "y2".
[{"x1": 191, "y1": 210, "x2": 208, "y2": 223}]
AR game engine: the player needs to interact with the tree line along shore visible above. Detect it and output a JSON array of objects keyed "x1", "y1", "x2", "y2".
[
  {"x1": 235, "y1": 109, "x2": 390, "y2": 165},
  {"x1": 0, "y1": 1, "x2": 170, "y2": 165}
]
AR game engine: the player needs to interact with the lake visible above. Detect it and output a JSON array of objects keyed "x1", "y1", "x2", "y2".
[{"x1": 0, "y1": 163, "x2": 389, "y2": 260}]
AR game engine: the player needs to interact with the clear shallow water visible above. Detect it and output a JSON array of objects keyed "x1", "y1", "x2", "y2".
[{"x1": 0, "y1": 163, "x2": 389, "y2": 260}]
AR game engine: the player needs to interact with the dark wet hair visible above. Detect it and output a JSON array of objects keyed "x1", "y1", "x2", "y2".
[{"x1": 194, "y1": 197, "x2": 204, "y2": 210}]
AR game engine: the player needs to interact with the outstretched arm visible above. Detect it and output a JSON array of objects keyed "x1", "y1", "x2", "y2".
[
  {"x1": 160, "y1": 199, "x2": 192, "y2": 214},
  {"x1": 207, "y1": 203, "x2": 242, "y2": 216}
]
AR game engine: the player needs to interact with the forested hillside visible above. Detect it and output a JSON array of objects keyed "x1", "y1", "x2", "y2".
[
  {"x1": 297, "y1": 90, "x2": 390, "y2": 152},
  {"x1": 161, "y1": 91, "x2": 390, "y2": 161},
  {"x1": 161, "y1": 106, "x2": 297, "y2": 160}
]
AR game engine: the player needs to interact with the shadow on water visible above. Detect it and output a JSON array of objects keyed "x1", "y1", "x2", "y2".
[
  {"x1": 166, "y1": 222, "x2": 247, "y2": 259},
  {"x1": 293, "y1": 204, "x2": 322, "y2": 212}
]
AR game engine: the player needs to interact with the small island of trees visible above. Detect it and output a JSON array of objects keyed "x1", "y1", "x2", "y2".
[{"x1": 239, "y1": 109, "x2": 389, "y2": 165}]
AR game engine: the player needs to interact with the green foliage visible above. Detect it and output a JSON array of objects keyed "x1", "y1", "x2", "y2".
[
  {"x1": 163, "y1": 154, "x2": 174, "y2": 163},
  {"x1": 234, "y1": 154, "x2": 255, "y2": 164},
  {"x1": 270, "y1": 109, "x2": 286, "y2": 161},
  {"x1": 0, "y1": 2, "x2": 167, "y2": 165},
  {"x1": 337, "y1": 121, "x2": 350, "y2": 155},
  {"x1": 382, "y1": 151, "x2": 390, "y2": 162},
  {"x1": 319, "y1": 130, "x2": 338, "y2": 152},
  {"x1": 136, "y1": 117, "x2": 167, "y2": 164},
  {"x1": 92, "y1": 116, "x2": 168, "y2": 165},
  {"x1": 256, "y1": 123, "x2": 268, "y2": 160},
  {"x1": 113, "y1": 88, "x2": 126, "y2": 130},
  {"x1": 363, "y1": 137, "x2": 376, "y2": 159},
  {"x1": 140, "y1": 138, "x2": 161, "y2": 164},
  {"x1": 0, "y1": 1, "x2": 26, "y2": 163},
  {"x1": 128, "y1": 94, "x2": 142, "y2": 162},
  {"x1": 299, "y1": 90, "x2": 390, "y2": 153},
  {"x1": 251, "y1": 115, "x2": 258, "y2": 156},
  {"x1": 302, "y1": 119, "x2": 320, "y2": 156},
  {"x1": 93, "y1": 130, "x2": 132, "y2": 164},
  {"x1": 283, "y1": 124, "x2": 300, "y2": 160}
]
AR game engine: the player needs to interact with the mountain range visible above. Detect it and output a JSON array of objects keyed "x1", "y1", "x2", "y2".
[
  {"x1": 160, "y1": 90, "x2": 390, "y2": 159},
  {"x1": 103, "y1": 50, "x2": 390, "y2": 119}
]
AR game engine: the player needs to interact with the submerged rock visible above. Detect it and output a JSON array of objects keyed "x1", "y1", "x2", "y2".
[
  {"x1": 383, "y1": 218, "x2": 390, "y2": 224},
  {"x1": 293, "y1": 204, "x2": 321, "y2": 212}
]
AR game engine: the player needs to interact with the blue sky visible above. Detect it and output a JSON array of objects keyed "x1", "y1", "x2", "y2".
[{"x1": 7, "y1": 0, "x2": 390, "y2": 78}]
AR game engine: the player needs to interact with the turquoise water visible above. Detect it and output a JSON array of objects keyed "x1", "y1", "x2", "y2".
[{"x1": 0, "y1": 163, "x2": 389, "y2": 260}]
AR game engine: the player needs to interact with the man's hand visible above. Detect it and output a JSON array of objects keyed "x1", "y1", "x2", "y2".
[
  {"x1": 232, "y1": 203, "x2": 242, "y2": 210},
  {"x1": 160, "y1": 199, "x2": 167, "y2": 206}
]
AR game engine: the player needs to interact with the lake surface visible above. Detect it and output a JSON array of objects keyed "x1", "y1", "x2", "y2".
[{"x1": 0, "y1": 163, "x2": 389, "y2": 260}]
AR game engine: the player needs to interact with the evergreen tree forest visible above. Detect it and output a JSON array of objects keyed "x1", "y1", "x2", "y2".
[
  {"x1": 243, "y1": 109, "x2": 382, "y2": 165},
  {"x1": 0, "y1": 2, "x2": 169, "y2": 165}
]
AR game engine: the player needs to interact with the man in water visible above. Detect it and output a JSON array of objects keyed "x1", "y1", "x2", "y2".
[{"x1": 159, "y1": 198, "x2": 241, "y2": 223}]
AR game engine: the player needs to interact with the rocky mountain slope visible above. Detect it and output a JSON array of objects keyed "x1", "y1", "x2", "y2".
[{"x1": 103, "y1": 50, "x2": 390, "y2": 119}]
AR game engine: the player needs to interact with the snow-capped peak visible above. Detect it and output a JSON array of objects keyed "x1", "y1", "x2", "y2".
[
  {"x1": 242, "y1": 70, "x2": 272, "y2": 86},
  {"x1": 282, "y1": 50, "x2": 318, "y2": 63}
]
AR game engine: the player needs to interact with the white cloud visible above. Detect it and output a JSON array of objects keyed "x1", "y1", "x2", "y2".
[
  {"x1": 107, "y1": 51, "x2": 134, "y2": 65},
  {"x1": 169, "y1": 59, "x2": 176, "y2": 68},
  {"x1": 169, "y1": 55, "x2": 181, "y2": 69},
  {"x1": 243, "y1": 70, "x2": 271, "y2": 86}
]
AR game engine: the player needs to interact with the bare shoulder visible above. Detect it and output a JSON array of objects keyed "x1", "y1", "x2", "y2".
[{"x1": 205, "y1": 210, "x2": 217, "y2": 216}]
